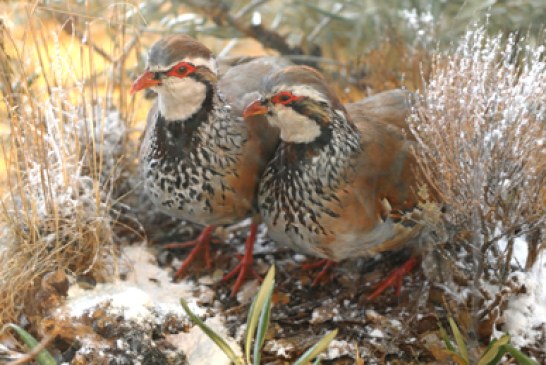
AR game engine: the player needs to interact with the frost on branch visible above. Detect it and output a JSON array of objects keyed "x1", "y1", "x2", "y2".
[
  {"x1": 0, "y1": 86, "x2": 128, "y2": 325},
  {"x1": 408, "y1": 25, "x2": 545, "y2": 343}
]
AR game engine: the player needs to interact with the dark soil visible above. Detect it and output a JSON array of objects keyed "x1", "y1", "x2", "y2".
[{"x1": 152, "y1": 218, "x2": 444, "y2": 364}]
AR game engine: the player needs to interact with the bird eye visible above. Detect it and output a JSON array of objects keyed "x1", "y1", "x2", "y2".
[
  {"x1": 272, "y1": 91, "x2": 300, "y2": 105},
  {"x1": 166, "y1": 62, "x2": 195, "y2": 78}
]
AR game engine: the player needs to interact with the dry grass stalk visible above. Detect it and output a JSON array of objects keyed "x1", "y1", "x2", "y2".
[
  {"x1": 346, "y1": 38, "x2": 431, "y2": 94},
  {"x1": 0, "y1": 6, "x2": 136, "y2": 327},
  {"x1": 409, "y1": 26, "x2": 546, "y2": 289}
]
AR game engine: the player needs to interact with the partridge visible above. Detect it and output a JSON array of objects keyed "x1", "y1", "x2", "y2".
[
  {"x1": 131, "y1": 35, "x2": 284, "y2": 295},
  {"x1": 244, "y1": 65, "x2": 426, "y2": 299}
]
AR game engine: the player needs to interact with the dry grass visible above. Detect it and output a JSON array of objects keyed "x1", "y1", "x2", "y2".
[
  {"x1": 409, "y1": 25, "x2": 545, "y2": 333},
  {"x1": 346, "y1": 37, "x2": 431, "y2": 94},
  {"x1": 0, "y1": 5, "x2": 137, "y2": 327}
]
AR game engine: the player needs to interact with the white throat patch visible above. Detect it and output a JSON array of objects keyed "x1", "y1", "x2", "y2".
[
  {"x1": 270, "y1": 105, "x2": 321, "y2": 143},
  {"x1": 156, "y1": 77, "x2": 207, "y2": 122}
]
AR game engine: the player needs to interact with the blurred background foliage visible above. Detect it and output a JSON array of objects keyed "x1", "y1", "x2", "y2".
[
  {"x1": 3, "y1": 0, "x2": 543, "y2": 106},
  {"x1": 0, "y1": 0, "x2": 544, "y2": 238}
]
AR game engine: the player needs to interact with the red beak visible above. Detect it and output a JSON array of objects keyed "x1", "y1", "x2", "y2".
[
  {"x1": 243, "y1": 99, "x2": 269, "y2": 118},
  {"x1": 130, "y1": 71, "x2": 161, "y2": 95}
]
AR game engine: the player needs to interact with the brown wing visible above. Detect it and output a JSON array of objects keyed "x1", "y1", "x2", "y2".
[
  {"x1": 347, "y1": 89, "x2": 416, "y2": 136},
  {"x1": 345, "y1": 90, "x2": 419, "y2": 214}
]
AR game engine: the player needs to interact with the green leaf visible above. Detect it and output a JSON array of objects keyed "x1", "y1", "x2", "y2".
[
  {"x1": 446, "y1": 352, "x2": 472, "y2": 365},
  {"x1": 448, "y1": 316, "x2": 469, "y2": 363},
  {"x1": 1, "y1": 324, "x2": 57, "y2": 365},
  {"x1": 438, "y1": 321, "x2": 455, "y2": 352},
  {"x1": 503, "y1": 344, "x2": 540, "y2": 365},
  {"x1": 180, "y1": 298, "x2": 243, "y2": 365},
  {"x1": 477, "y1": 334, "x2": 510, "y2": 365},
  {"x1": 293, "y1": 329, "x2": 338, "y2": 365},
  {"x1": 253, "y1": 277, "x2": 273, "y2": 365},
  {"x1": 257, "y1": 292, "x2": 272, "y2": 350},
  {"x1": 245, "y1": 265, "x2": 275, "y2": 364}
]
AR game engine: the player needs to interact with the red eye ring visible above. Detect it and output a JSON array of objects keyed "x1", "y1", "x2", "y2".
[
  {"x1": 271, "y1": 91, "x2": 302, "y2": 105},
  {"x1": 165, "y1": 61, "x2": 197, "y2": 78}
]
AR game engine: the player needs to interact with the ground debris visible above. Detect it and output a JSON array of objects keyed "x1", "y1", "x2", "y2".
[{"x1": 30, "y1": 244, "x2": 234, "y2": 364}]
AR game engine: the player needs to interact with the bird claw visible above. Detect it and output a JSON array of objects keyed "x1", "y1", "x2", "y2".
[
  {"x1": 302, "y1": 259, "x2": 336, "y2": 286},
  {"x1": 222, "y1": 223, "x2": 258, "y2": 297},
  {"x1": 222, "y1": 261, "x2": 262, "y2": 297},
  {"x1": 166, "y1": 225, "x2": 217, "y2": 281},
  {"x1": 366, "y1": 256, "x2": 418, "y2": 300}
]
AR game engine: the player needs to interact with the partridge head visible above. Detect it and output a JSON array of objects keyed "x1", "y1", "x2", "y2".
[
  {"x1": 131, "y1": 35, "x2": 219, "y2": 122},
  {"x1": 244, "y1": 66, "x2": 425, "y2": 298}
]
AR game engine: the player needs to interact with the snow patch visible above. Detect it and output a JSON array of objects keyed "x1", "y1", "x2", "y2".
[
  {"x1": 498, "y1": 235, "x2": 529, "y2": 267},
  {"x1": 369, "y1": 328, "x2": 385, "y2": 338},
  {"x1": 166, "y1": 316, "x2": 242, "y2": 365},
  {"x1": 52, "y1": 244, "x2": 240, "y2": 364},
  {"x1": 266, "y1": 340, "x2": 294, "y2": 359},
  {"x1": 62, "y1": 244, "x2": 205, "y2": 322},
  {"x1": 502, "y1": 252, "x2": 546, "y2": 349},
  {"x1": 320, "y1": 340, "x2": 355, "y2": 360}
]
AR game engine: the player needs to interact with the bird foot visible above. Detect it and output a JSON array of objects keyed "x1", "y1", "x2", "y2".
[
  {"x1": 222, "y1": 223, "x2": 260, "y2": 297},
  {"x1": 366, "y1": 256, "x2": 418, "y2": 300},
  {"x1": 163, "y1": 225, "x2": 217, "y2": 281},
  {"x1": 302, "y1": 259, "x2": 336, "y2": 287}
]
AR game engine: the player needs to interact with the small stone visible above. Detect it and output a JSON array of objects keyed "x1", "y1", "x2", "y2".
[
  {"x1": 71, "y1": 353, "x2": 87, "y2": 365},
  {"x1": 157, "y1": 250, "x2": 174, "y2": 266},
  {"x1": 197, "y1": 286, "x2": 215, "y2": 305},
  {"x1": 236, "y1": 280, "x2": 260, "y2": 305},
  {"x1": 76, "y1": 275, "x2": 97, "y2": 290},
  {"x1": 197, "y1": 275, "x2": 215, "y2": 285}
]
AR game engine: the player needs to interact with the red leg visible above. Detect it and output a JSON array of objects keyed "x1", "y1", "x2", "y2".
[
  {"x1": 222, "y1": 222, "x2": 261, "y2": 297},
  {"x1": 302, "y1": 259, "x2": 336, "y2": 287},
  {"x1": 163, "y1": 225, "x2": 217, "y2": 281},
  {"x1": 366, "y1": 256, "x2": 418, "y2": 300}
]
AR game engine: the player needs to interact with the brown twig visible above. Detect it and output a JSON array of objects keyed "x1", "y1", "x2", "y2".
[
  {"x1": 114, "y1": 35, "x2": 138, "y2": 66},
  {"x1": 0, "y1": 19, "x2": 14, "y2": 99},
  {"x1": 234, "y1": 0, "x2": 269, "y2": 18},
  {"x1": 306, "y1": 2, "x2": 344, "y2": 43},
  {"x1": 184, "y1": 0, "x2": 322, "y2": 65},
  {"x1": 7, "y1": 332, "x2": 57, "y2": 365},
  {"x1": 55, "y1": 13, "x2": 114, "y2": 63}
]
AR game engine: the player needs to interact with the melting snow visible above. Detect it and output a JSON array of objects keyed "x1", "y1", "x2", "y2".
[
  {"x1": 63, "y1": 244, "x2": 203, "y2": 321},
  {"x1": 498, "y1": 235, "x2": 529, "y2": 268},
  {"x1": 55, "y1": 244, "x2": 241, "y2": 365},
  {"x1": 166, "y1": 316, "x2": 242, "y2": 365},
  {"x1": 502, "y1": 252, "x2": 546, "y2": 349},
  {"x1": 320, "y1": 340, "x2": 355, "y2": 360}
]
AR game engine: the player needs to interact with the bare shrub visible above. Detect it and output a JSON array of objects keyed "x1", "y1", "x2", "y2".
[{"x1": 409, "y1": 26, "x2": 545, "y2": 290}]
